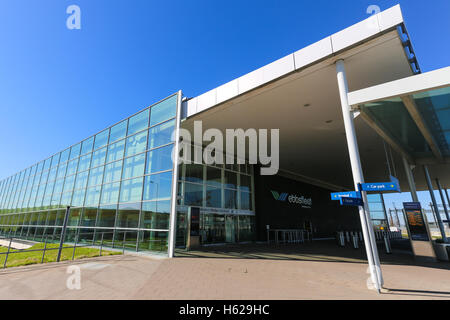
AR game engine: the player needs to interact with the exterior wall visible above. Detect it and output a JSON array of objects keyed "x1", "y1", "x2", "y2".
[
  {"x1": 175, "y1": 157, "x2": 255, "y2": 247},
  {"x1": 0, "y1": 94, "x2": 180, "y2": 254},
  {"x1": 254, "y1": 173, "x2": 361, "y2": 240}
]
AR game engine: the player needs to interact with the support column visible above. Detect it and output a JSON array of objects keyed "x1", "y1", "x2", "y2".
[
  {"x1": 168, "y1": 90, "x2": 183, "y2": 258},
  {"x1": 336, "y1": 60, "x2": 383, "y2": 291},
  {"x1": 423, "y1": 165, "x2": 447, "y2": 243},
  {"x1": 436, "y1": 178, "x2": 450, "y2": 227},
  {"x1": 445, "y1": 188, "x2": 450, "y2": 208},
  {"x1": 402, "y1": 157, "x2": 419, "y2": 202}
]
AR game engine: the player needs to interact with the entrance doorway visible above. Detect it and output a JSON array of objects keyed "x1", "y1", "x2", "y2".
[{"x1": 225, "y1": 215, "x2": 237, "y2": 243}]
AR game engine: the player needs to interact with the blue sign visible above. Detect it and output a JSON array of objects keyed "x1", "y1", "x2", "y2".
[
  {"x1": 340, "y1": 197, "x2": 364, "y2": 207},
  {"x1": 359, "y1": 176, "x2": 400, "y2": 192},
  {"x1": 330, "y1": 191, "x2": 361, "y2": 201},
  {"x1": 403, "y1": 201, "x2": 421, "y2": 211}
]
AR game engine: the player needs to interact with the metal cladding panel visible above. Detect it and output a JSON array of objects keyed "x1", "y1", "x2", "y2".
[
  {"x1": 330, "y1": 15, "x2": 381, "y2": 52},
  {"x1": 294, "y1": 37, "x2": 333, "y2": 70}
]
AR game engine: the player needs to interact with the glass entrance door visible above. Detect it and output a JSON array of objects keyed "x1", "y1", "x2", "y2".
[{"x1": 225, "y1": 215, "x2": 237, "y2": 243}]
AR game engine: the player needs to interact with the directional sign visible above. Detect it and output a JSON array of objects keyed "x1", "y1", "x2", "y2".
[
  {"x1": 359, "y1": 176, "x2": 401, "y2": 192},
  {"x1": 339, "y1": 197, "x2": 364, "y2": 207},
  {"x1": 330, "y1": 191, "x2": 361, "y2": 201}
]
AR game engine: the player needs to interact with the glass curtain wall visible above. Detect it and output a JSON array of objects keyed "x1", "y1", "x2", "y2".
[
  {"x1": 0, "y1": 93, "x2": 180, "y2": 254},
  {"x1": 176, "y1": 148, "x2": 256, "y2": 247}
]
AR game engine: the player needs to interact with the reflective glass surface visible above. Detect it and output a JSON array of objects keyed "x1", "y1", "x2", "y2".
[{"x1": 0, "y1": 94, "x2": 179, "y2": 254}]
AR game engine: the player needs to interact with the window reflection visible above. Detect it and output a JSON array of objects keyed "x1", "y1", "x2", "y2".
[
  {"x1": 143, "y1": 172, "x2": 173, "y2": 201},
  {"x1": 125, "y1": 131, "x2": 148, "y2": 157},
  {"x1": 150, "y1": 95, "x2": 177, "y2": 126},
  {"x1": 128, "y1": 110, "x2": 149, "y2": 136}
]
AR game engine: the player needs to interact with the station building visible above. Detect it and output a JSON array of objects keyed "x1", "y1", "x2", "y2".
[{"x1": 0, "y1": 5, "x2": 448, "y2": 257}]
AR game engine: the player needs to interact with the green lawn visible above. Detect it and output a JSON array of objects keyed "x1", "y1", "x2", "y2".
[{"x1": 0, "y1": 243, "x2": 121, "y2": 268}]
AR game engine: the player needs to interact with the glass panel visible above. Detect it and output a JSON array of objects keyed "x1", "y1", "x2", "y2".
[
  {"x1": 143, "y1": 172, "x2": 173, "y2": 201},
  {"x1": 67, "y1": 208, "x2": 81, "y2": 226},
  {"x1": 71, "y1": 189, "x2": 86, "y2": 207},
  {"x1": 100, "y1": 182, "x2": 120, "y2": 204},
  {"x1": 206, "y1": 185, "x2": 221, "y2": 208},
  {"x1": 137, "y1": 230, "x2": 168, "y2": 252},
  {"x1": 104, "y1": 160, "x2": 123, "y2": 184},
  {"x1": 56, "y1": 163, "x2": 67, "y2": 180},
  {"x1": 77, "y1": 153, "x2": 92, "y2": 172},
  {"x1": 413, "y1": 87, "x2": 450, "y2": 157},
  {"x1": 224, "y1": 170, "x2": 237, "y2": 189},
  {"x1": 148, "y1": 120, "x2": 175, "y2": 149},
  {"x1": 70, "y1": 143, "x2": 81, "y2": 160},
  {"x1": 81, "y1": 137, "x2": 94, "y2": 155},
  {"x1": 125, "y1": 131, "x2": 148, "y2": 157},
  {"x1": 60, "y1": 192, "x2": 72, "y2": 207},
  {"x1": 109, "y1": 120, "x2": 127, "y2": 143},
  {"x1": 240, "y1": 191, "x2": 251, "y2": 210},
  {"x1": 79, "y1": 207, "x2": 97, "y2": 227},
  {"x1": 47, "y1": 211, "x2": 57, "y2": 227},
  {"x1": 66, "y1": 159, "x2": 79, "y2": 176},
  {"x1": 60, "y1": 149, "x2": 70, "y2": 164},
  {"x1": 141, "y1": 200, "x2": 170, "y2": 230},
  {"x1": 128, "y1": 109, "x2": 149, "y2": 136},
  {"x1": 206, "y1": 166, "x2": 221, "y2": 187},
  {"x1": 122, "y1": 154, "x2": 145, "y2": 180},
  {"x1": 150, "y1": 95, "x2": 177, "y2": 126},
  {"x1": 94, "y1": 129, "x2": 109, "y2": 150},
  {"x1": 43, "y1": 158, "x2": 51, "y2": 172},
  {"x1": 53, "y1": 179, "x2": 64, "y2": 194},
  {"x1": 106, "y1": 140, "x2": 125, "y2": 163},
  {"x1": 145, "y1": 145, "x2": 173, "y2": 174},
  {"x1": 63, "y1": 175, "x2": 76, "y2": 193},
  {"x1": 84, "y1": 185, "x2": 101, "y2": 206},
  {"x1": 50, "y1": 155, "x2": 60, "y2": 168},
  {"x1": 119, "y1": 177, "x2": 143, "y2": 203},
  {"x1": 224, "y1": 189, "x2": 237, "y2": 209},
  {"x1": 48, "y1": 167, "x2": 57, "y2": 182},
  {"x1": 74, "y1": 171, "x2": 89, "y2": 190},
  {"x1": 116, "y1": 202, "x2": 140, "y2": 228},
  {"x1": 97, "y1": 205, "x2": 117, "y2": 228},
  {"x1": 91, "y1": 147, "x2": 107, "y2": 168},
  {"x1": 184, "y1": 164, "x2": 203, "y2": 183},
  {"x1": 88, "y1": 166, "x2": 104, "y2": 187},
  {"x1": 239, "y1": 174, "x2": 251, "y2": 192},
  {"x1": 184, "y1": 182, "x2": 203, "y2": 206}
]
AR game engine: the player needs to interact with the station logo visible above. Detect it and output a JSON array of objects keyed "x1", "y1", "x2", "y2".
[{"x1": 270, "y1": 190, "x2": 312, "y2": 208}]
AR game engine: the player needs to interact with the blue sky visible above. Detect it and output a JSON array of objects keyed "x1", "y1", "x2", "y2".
[{"x1": 0, "y1": 1, "x2": 449, "y2": 210}]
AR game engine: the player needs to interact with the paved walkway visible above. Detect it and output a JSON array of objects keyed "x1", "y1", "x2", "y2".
[{"x1": 0, "y1": 242, "x2": 449, "y2": 299}]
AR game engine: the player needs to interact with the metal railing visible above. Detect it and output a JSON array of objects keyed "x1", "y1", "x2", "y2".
[
  {"x1": 267, "y1": 229, "x2": 310, "y2": 244},
  {"x1": 0, "y1": 231, "x2": 120, "y2": 269}
]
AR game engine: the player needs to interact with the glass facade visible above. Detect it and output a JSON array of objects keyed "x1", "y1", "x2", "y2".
[
  {"x1": 176, "y1": 151, "x2": 256, "y2": 247},
  {"x1": 367, "y1": 193, "x2": 389, "y2": 230},
  {"x1": 0, "y1": 93, "x2": 180, "y2": 254}
]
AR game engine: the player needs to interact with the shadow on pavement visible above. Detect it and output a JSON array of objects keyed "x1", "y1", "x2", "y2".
[{"x1": 175, "y1": 240, "x2": 450, "y2": 271}]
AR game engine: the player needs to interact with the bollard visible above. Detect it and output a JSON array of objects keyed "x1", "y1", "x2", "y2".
[
  {"x1": 339, "y1": 232, "x2": 345, "y2": 247},
  {"x1": 352, "y1": 234, "x2": 359, "y2": 249},
  {"x1": 384, "y1": 233, "x2": 392, "y2": 254}
]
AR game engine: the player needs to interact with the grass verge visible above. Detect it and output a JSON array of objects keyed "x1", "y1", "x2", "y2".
[{"x1": 0, "y1": 242, "x2": 121, "y2": 268}]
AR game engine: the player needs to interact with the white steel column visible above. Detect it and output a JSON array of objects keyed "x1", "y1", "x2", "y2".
[
  {"x1": 336, "y1": 60, "x2": 383, "y2": 291},
  {"x1": 168, "y1": 90, "x2": 183, "y2": 258},
  {"x1": 402, "y1": 157, "x2": 419, "y2": 202}
]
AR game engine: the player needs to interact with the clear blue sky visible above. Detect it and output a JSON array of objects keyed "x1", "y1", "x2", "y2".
[{"x1": 0, "y1": 1, "x2": 449, "y2": 210}]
